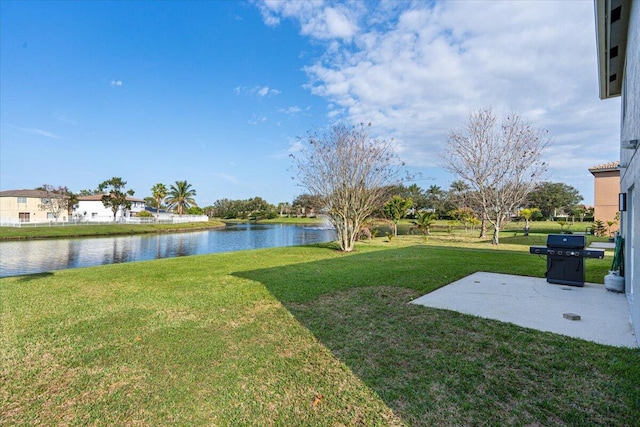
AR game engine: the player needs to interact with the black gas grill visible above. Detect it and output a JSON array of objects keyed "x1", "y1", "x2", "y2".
[{"x1": 529, "y1": 234, "x2": 604, "y2": 287}]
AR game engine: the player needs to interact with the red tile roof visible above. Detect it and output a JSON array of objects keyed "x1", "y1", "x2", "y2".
[{"x1": 588, "y1": 161, "x2": 619, "y2": 172}]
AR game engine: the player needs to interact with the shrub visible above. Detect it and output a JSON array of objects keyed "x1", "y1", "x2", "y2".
[{"x1": 592, "y1": 220, "x2": 606, "y2": 237}]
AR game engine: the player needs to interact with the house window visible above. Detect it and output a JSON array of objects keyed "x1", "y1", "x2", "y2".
[
  {"x1": 19, "y1": 212, "x2": 30, "y2": 222},
  {"x1": 17, "y1": 197, "x2": 26, "y2": 204},
  {"x1": 92, "y1": 213, "x2": 98, "y2": 218},
  {"x1": 47, "y1": 212, "x2": 55, "y2": 220}
]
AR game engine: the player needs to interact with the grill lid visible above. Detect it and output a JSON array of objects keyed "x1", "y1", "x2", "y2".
[{"x1": 546, "y1": 234, "x2": 586, "y2": 248}]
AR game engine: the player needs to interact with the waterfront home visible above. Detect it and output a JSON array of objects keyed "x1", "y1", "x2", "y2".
[
  {"x1": 0, "y1": 189, "x2": 69, "y2": 224},
  {"x1": 73, "y1": 194, "x2": 146, "y2": 222}
]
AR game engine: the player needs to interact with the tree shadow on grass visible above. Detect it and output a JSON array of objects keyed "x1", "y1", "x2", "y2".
[
  {"x1": 233, "y1": 246, "x2": 639, "y2": 426},
  {"x1": 10, "y1": 272, "x2": 55, "y2": 283}
]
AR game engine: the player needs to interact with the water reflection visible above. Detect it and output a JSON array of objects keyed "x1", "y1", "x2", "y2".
[{"x1": 0, "y1": 224, "x2": 334, "y2": 277}]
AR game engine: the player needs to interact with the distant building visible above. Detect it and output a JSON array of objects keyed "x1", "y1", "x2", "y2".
[
  {"x1": 73, "y1": 195, "x2": 146, "y2": 222},
  {"x1": 144, "y1": 206, "x2": 173, "y2": 220},
  {"x1": 0, "y1": 189, "x2": 69, "y2": 224},
  {"x1": 588, "y1": 161, "x2": 620, "y2": 231}
]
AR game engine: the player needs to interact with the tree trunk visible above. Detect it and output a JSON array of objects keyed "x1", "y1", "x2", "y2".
[
  {"x1": 492, "y1": 226, "x2": 500, "y2": 245},
  {"x1": 479, "y1": 217, "x2": 487, "y2": 238},
  {"x1": 335, "y1": 217, "x2": 354, "y2": 252}
]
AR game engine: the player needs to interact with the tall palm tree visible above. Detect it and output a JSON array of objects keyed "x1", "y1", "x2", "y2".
[
  {"x1": 151, "y1": 183, "x2": 168, "y2": 220},
  {"x1": 166, "y1": 180, "x2": 197, "y2": 215}
]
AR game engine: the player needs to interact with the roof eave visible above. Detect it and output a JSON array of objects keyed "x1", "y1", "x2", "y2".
[
  {"x1": 595, "y1": 0, "x2": 609, "y2": 99},
  {"x1": 594, "y1": 0, "x2": 631, "y2": 99}
]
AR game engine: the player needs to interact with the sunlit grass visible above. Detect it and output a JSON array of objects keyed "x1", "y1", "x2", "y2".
[{"x1": 1, "y1": 237, "x2": 636, "y2": 425}]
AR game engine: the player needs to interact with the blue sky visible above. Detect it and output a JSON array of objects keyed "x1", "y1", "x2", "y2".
[{"x1": 1, "y1": 0, "x2": 620, "y2": 207}]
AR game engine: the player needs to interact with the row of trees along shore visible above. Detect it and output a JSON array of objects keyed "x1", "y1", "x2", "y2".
[
  {"x1": 37, "y1": 175, "x2": 587, "y2": 229},
  {"x1": 289, "y1": 108, "x2": 572, "y2": 249},
  {"x1": 36, "y1": 108, "x2": 589, "y2": 248}
]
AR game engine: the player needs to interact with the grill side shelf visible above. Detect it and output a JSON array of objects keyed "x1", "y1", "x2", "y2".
[{"x1": 582, "y1": 249, "x2": 605, "y2": 259}]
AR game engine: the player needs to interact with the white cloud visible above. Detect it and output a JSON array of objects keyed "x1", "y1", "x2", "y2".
[
  {"x1": 257, "y1": 86, "x2": 281, "y2": 96},
  {"x1": 249, "y1": 114, "x2": 268, "y2": 125},
  {"x1": 110, "y1": 79, "x2": 123, "y2": 87},
  {"x1": 8, "y1": 124, "x2": 61, "y2": 139},
  {"x1": 257, "y1": 0, "x2": 360, "y2": 40},
  {"x1": 33, "y1": 129, "x2": 61, "y2": 139},
  {"x1": 256, "y1": 0, "x2": 620, "y2": 203},
  {"x1": 279, "y1": 106, "x2": 302, "y2": 114},
  {"x1": 236, "y1": 85, "x2": 281, "y2": 97}
]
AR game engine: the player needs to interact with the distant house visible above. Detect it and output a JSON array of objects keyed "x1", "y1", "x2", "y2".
[
  {"x1": 144, "y1": 206, "x2": 173, "y2": 220},
  {"x1": 588, "y1": 161, "x2": 620, "y2": 231},
  {"x1": 73, "y1": 195, "x2": 146, "y2": 222},
  {"x1": 0, "y1": 189, "x2": 69, "y2": 224},
  {"x1": 594, "y1": 0, "x2": 639, "y2": 345}
]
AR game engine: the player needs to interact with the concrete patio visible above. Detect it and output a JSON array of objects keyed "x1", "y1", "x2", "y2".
[{"x1": 411, "y1": 272, "x2": 637, "y2": 348}]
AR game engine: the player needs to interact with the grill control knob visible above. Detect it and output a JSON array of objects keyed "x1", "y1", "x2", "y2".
[{"x1": 558, "y1": 250, "x2": 563, "y2": 255}]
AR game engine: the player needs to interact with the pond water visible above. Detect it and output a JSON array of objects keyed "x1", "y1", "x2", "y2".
[{"x1": 0, "y1": 223, "x2": 335, "y2": 278}]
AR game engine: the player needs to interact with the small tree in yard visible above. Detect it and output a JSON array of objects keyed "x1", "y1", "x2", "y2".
[
  {"x1": 37, "y1": 184, "x2": 72, "y2": 222},
  {"x1": 449, "y1": 207, "x2": 477, "y2": 233},
  {"x1": 291, "y1": 123, "x2": 408, "y2": 252},
  {"x1": 442, "y1": 108, "x2": 549, "y2": 245},
  {"x1": 519, "y1": 208, "x2": 540, "y2": 235},
  {"x1": 384, "y1": 195, "x2": 413, "y2": 237},
  {"x1": 411, "y1": 211, "x2": 438, "y2": 236},
  {"x1": 98, "y1": 177, "x2": 135, "y2": 222}
]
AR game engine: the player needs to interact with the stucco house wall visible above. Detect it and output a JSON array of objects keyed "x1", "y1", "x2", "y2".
[
  {"x1": 588, "y1": 161, "x2": 620, "y2": 232},
  {"x1": 0, "y1": 189, "x2": 68, "y2": 224},
  {"x1": 618, "y1": 0, "x2": 640, "y2": 342},
  {"x1": 74, "y1": 195, "x2": 146, "y2": 222},
  {"x1": 595, "y1": 0, "x2": 640, "y2": 344}
]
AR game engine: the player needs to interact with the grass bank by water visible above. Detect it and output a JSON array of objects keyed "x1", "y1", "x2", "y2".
[
  {"x1": 1, "y1": 235, "x2": 636, "y2": 426},
  {"x1": 0, "y1": 220, "x2": 226, "y2": 241}
]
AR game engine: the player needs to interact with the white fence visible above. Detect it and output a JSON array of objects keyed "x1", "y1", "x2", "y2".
[{"x1": 0, "y1": 215, "x2": 210, "y2": 227}]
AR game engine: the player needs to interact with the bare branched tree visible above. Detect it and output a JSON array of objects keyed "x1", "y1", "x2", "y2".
[
  {"x1": 37, "y1": 184, "x2": 72, "y2": 222},
  {"x1": 442, "y1": 108, "x2": 549, "y2": 244},
  {"x1": 291, "y1": 123, "x2": 408, "y2": 252}
]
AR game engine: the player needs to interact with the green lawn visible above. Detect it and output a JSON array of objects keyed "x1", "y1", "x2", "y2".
[{"x1": 1, "y1": 236, "x2": 637, "y2": 426}]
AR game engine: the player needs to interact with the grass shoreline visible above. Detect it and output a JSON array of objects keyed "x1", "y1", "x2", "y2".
[
  {"x1": 0, "y1": 220, "x2": 228, "y2": 241},
  {"x1": 0, "y1": 217, "x2": 328, "y2": 241},
  {"x1": 0, "y1": 217, "x2": 598, "y2": 242}
]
